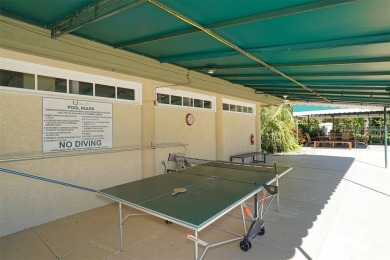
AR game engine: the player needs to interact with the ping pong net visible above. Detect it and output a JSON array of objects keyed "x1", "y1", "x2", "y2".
[
  {"x1": 166, "y1": 152, "x2": 281, "y2": 208},
  {"x1": 167, "y1": 153, "x2": 274, "y2": 171}
]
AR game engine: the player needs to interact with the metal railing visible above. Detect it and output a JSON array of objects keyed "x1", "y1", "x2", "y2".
[{"x1": 338, "y1": 126, "x2": 387, "y2": 137}]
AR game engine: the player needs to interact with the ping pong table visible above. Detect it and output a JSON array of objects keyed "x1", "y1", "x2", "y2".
[{"x1": 98, "y1": 157, "x2": 292, "y2": 259}]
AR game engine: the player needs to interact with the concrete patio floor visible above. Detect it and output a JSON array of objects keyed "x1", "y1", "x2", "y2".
[{"x1": 1, "y1": 145, "x2": 389, "y2": 260}]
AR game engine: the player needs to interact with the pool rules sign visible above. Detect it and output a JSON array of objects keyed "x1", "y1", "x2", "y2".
[{"x1": 43, "y1": 98, "x2": 112, "y2": 153}]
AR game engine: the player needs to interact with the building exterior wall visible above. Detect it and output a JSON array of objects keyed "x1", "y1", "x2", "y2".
[
  {"x1": 0, "y1": 17, "x2": 262, "y2": 237},
  {"x1": 0, "y1": 91, "x2": 143, "y2": 237},
  {"x1": 154, "y1": 106, "x2": 217, "y2": 174},
  {"x1": 223, "y1": 112, "x2": 257, "y2": 161}
]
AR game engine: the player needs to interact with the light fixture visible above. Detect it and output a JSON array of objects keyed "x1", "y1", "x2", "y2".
[{"x1": 207, "y1": 68, "x2": 216, "y2": 74}]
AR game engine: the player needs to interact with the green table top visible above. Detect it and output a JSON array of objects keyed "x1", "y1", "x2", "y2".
[{"x1": 98, "y1": 162, "x2": 291, "y2": 230}]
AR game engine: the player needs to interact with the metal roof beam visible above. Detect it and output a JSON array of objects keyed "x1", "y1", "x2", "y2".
[
  {"x1": 260, "y1": 94, "x2": 390, "y2": 105},
  {"x1": 257, "y1": 90, "x2": 389, "y2": 97},
  {"x1": 254, "y1": 89, "x2": 389, "y2": 96},
  {"x1": 249, "y1": 34, "x2": 390, "y2": 54},
  {"x1": 115, "y1": 0, "x2": 355, "y2": 48},
  {"x1": 251, "y1": 87, "x2": 389, "y2": 92},
  {"x1": 248, "y1": 84, "x2": 390, "y2": 89},
  {"x1": 280, "y1": 95, "x2": 390, "y2": 104},
  {"x1": 51, "y1": 0, "x2": 147, "y2": 38},
  {"x1": 219, "y1": 72, "x2": 390, "y2": 78},
  {"x1": 232, "y1": 80, "x2": 390, "y2": 85},
  {"x1": 299, "y1": 112, "x2": 386, "y2": 117},
  {"x1": 160, "y1": 34, "x2": 390, "y2": 62},
  {"x1": 327, "y1": 96, "x2": 390, "y2": 103},
  {"x1": 275, "y1": 58, "x2": 390, "y2": 67},
  {"x1": 189, "y1": 58, "x2": 390, "y2": 71}
]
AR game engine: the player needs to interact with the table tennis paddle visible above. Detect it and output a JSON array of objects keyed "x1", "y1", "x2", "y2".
[{"x1": 172, "y1": 188, "x2": 187, "y2": 196}]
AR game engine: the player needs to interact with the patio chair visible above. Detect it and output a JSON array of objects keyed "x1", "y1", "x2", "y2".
[
  {"x1": 305, "y1": 133, "x2": 313, "y2": 147},
  {"x1": 330, "y1": 131, "x2": 337, "y2": 141},
  {"x1": 342, "y1": 131, "x2": 351, "y2": 141},
  {"x1": 342, "y1": 131, "x2": 353, "y2": 148}
]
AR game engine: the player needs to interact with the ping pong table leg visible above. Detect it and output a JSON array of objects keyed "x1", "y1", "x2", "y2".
[
  {"x1": 254, "y1": 193, "x2": 258, "y2": 218},
  {"x1": 240, "y1": 204, "x2": 248, "y2": 234},
  {"x1": 194, "y1": 230, "x2": 199, "y2": 259},
  {"x1": 119, "y1": 202, "x2": 124, "y2": 251}
]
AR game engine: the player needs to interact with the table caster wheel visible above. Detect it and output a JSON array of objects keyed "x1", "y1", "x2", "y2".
[
  {"x1": 239, "y1": 239, "x2": 252, "y2": 252},
  {"x1": 259, "y1": 226, "x2": 265, "y2": 236}
]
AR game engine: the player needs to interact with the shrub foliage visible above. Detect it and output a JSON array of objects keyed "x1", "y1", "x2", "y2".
[{"x1": 261, "y1": 104, "x2": 300, "y2": 153}]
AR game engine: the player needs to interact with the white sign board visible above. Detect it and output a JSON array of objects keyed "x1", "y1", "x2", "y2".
[{"x1": 43, "y1": 98, "x2": 112, "y2": 153}]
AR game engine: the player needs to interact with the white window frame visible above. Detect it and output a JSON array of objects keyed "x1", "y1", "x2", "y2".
[
  {"x1": 0, "y1": 57, "x2": 142, "y2": 104},
  {"x1": 222, "y1": 98, "x2": 256, "y2": 115},
  {"x1": 155, "y1": 87, "x2": 216, "y2": 111}
]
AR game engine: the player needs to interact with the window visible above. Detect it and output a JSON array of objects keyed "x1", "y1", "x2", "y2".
[
  {"x1": 194, "y1": 99, "x2": 203, "y2": 108},
  {"x1": 223, "y1": 103, "x2": 229, "y2": 111},
  {"x1": 171, "y1": 95, "x2": 182, "y2": 106},
  {"x1": 222, "y1": 98, "x2": 255, "y2": 114},
  {"x1": 117, "y1": 87, "x2": 135, "y2": 101},
  {"x1": 0, "y1": 59, "x2": 141, "y2": 103},
  {"x1": 155, "y1": 87, "x2": 215, "y2": 111},
  {"x1": 95, "y1": 84, "x2": 115, "y2": 98},
  {"x1": 183, "y1": 97, "x2": 193, "y2": 107},
  {"x1": 70, "y1": 80, "x2": 93, "y2": 96},
  {"x1": 0, "y1": 69, "x2": 34, "y2": 89},
  {"x1": 204, "y1": 100, "x2": 211, "y2": 109},
  {"x1": 157, "y1": 93, "x2": 170, "y2": 104},
  {"x1": 38, "y1": 75, "x2": 67, "y2": 93}
]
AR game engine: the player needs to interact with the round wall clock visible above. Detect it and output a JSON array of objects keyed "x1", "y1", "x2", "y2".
[{"x1": 185, "y1": 113, "x2": 194, "y2": 126}]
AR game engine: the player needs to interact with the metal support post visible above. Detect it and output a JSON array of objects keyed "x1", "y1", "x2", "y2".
[
  {"x1": 195, "y1": 230, "x2": 198, "y2": 260},
  {"x1": 384, "y1": 107, "x2": 388, "y2": 169},
  {"x1": 254, "y1": 193, "x2": 258, "y2": 219},
  {"x1": 307, "y1": 115, "x2": 310, "y2": 132}
]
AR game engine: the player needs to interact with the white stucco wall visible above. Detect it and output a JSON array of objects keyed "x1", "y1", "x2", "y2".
[
  {"x1": 0, "y1": 91, "x2": 142, "y2": 237},
  {"x1": 154, "y1": 106, "x2": 216, "y2": 175},
  {"x1": 223, "y1": 112, "x2": 257, "y2": 161}
]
